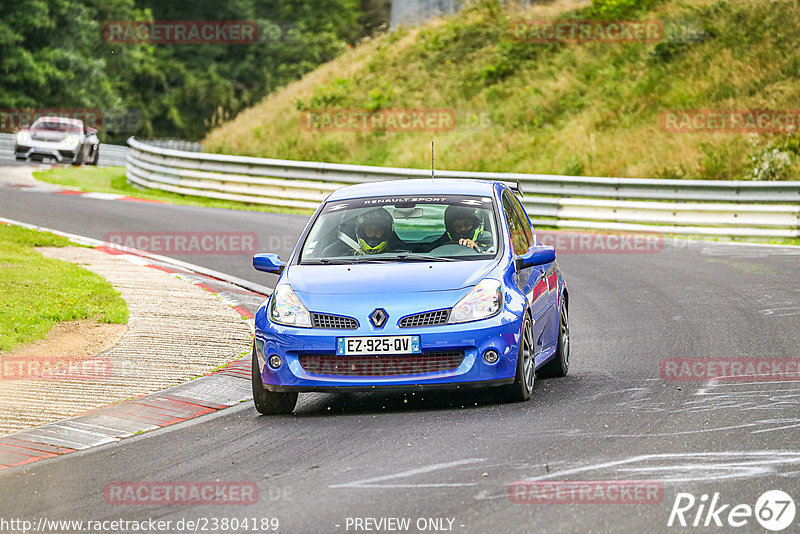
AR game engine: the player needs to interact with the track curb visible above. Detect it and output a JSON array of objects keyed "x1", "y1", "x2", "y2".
[{"x1": 0, "y1": 218, "x2": 268, "y2": 471}]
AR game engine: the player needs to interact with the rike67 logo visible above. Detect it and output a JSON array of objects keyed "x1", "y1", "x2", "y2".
[{"x1": 668, "y1": 490, "x2": 796, "y2": 531}]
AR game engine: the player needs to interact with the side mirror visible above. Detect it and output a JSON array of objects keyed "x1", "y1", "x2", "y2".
[
  {"x1": 253, "y1": 253, "x2": 285, "y2": 274},
  {"x1": 514, "y1": 245, "x2": 555, "y2": 271}
]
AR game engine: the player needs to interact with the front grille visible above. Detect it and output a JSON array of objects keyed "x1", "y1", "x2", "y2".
[
  {"x1": 312, "y1": 313, "x2": 358, "y2": 330},
  {"x1": 299, "y1": 351, "x2": 464, "y2": 376},
  {"x1": 398, "y1": 309, "x2": 450, "y2": 328}
]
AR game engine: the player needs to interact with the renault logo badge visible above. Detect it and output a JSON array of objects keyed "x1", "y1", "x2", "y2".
[{"x1": 370, "y1": 308, "x2": 388, "y2": 328}]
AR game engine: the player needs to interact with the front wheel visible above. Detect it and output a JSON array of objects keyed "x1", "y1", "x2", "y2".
[
  {"x1": 88, "y1": 145, "x2": 99, "y2": 165},
  {"x1": 538, "y1": 299, "x2": 569, "y2": 378},
  {"x1": 73, "y1": 144, "x2": 87, "y2": 165},
  {"x1": 497, "y1": 314, "x2": 535, "y2": 403},
  {"x1": 251, "y1": 348, "x2": 297, "y2": 415}
]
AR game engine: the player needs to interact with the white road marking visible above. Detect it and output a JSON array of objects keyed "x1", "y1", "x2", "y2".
[
  {"x1": 117, "y1": 254, "x2": 152, "y2": 266},
  {"x1": 518, "y1": 451, "x2": 800, "y2": 484},
  {"x1": 750, "y1": 420, "x2": 800, "y2": 434},
  {"x1": 330, "y1": 458, "x2": 487, "y2": 489},
  {"x1": 604, "y1": 420, "x2": 792, "y2": 437},
  {"x1": 476, "y1": 451, "x2": 800, "y2": 501},
  {"x1": 81, "y1": 192, "x2": 126, "y2": 200}
]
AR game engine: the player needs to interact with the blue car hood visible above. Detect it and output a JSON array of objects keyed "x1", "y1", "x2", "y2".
[{"x1": 286, "y1": 260, "x2": 498, "y2": 295}]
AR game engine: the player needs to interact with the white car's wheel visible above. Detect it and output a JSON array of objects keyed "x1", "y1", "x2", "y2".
[{"x1": 88, "y1": 145, "x2": 99, "y2": 166}]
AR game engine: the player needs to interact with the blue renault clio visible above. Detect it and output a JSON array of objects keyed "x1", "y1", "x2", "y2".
[{"x1": 251, "y1": 179, "x2": 569, "y2": 414}]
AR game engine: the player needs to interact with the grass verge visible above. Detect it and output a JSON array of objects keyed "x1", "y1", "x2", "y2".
[
  {"x1": 0, "y1": 224, "x2": 128, "y2": 351},
  {"x1": 32, "y1": 166, "x2": 312, "y2": 215},
  {"x1": 204, "y1": 0, "x2": 800, "y2": 181}
]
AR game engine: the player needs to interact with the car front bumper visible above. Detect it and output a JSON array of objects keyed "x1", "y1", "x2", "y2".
[
  {"x1": 15, "y1": 143, "x2": 77, "y2": 163},
  {"x1": 254, "y1": 309, "x2": 522, "y2": 392}
]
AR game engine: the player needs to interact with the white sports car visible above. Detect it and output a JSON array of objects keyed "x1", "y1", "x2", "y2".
[{"x1": 15, "y1": 116, "x2": 99, "y2": 165}]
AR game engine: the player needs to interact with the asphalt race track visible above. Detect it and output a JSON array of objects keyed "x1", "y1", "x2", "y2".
[
  {"x1": 2, "y1": 183, "x2": 800, "y2": 533},
  {"x1": 0, "y1": 187, "x2": 306, "y2": 285}
]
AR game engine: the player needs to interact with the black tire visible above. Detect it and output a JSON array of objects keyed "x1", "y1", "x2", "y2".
[
  {"x1": 88, "y1": 145, "x2": 99, "y2": 166},
  {"x1": 538, "y1": 299, "x2": 569, "y2": 378},
  {"x1": 72, "y1": 149, "x2": 84, "y2": 166},
  {"x1": 498, "y1": 313, "x2": 535, "y2": 403},
  {"x1": 251, "y1": 348, "x2": 297, "y2": 415}
]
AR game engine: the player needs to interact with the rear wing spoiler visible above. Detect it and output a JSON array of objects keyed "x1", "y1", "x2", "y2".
[{"x1": 498, "y1": 180, "x2": 523, "y2": 197}]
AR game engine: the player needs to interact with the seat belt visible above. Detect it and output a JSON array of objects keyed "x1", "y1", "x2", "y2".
[{"x1": 338, "y1": 231, "x2": 362, "y2": 252}]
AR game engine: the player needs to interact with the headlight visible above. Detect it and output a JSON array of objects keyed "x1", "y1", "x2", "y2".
[
  {"x1": 64, "y1": 135, "x2": 80, "y2": 146},
  {"x1": 269, "y1": 285, "x2": 312, "y2": 327},
  {"x1": 17, "y1": 132, "x2": 30, "y2": 143},
  {"x1": 449, "y1": 279, "x2": 503, "y2": 324}
]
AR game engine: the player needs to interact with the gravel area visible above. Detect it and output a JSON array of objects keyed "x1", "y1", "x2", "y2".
[{"x1": 0, "y1": 246, "x2": 252, "y2": 435}]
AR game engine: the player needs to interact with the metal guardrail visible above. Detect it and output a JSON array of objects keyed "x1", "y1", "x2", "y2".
[
  {"x1": 0, "y1": 132, "x2": 128, "y2": 167},
  {"x1": 142, "y1": 139, "x2": 204, "y2": 152},
  {"x1": 126, "y1": 136, "x2": 800, "y2": 237},
  {"x1": 97, "y1": 144, "x2": 128, "y2": 167}
]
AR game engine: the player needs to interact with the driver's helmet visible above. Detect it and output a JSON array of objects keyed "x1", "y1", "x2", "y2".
[
  {"x1": 445, "y1": 205, "x2": 484, "y2": 242},
  {"x1": 355, "y1": 208, "x2": 393, "y2": 254}
]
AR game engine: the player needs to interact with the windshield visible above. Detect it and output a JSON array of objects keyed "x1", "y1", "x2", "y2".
[
  {"x1": 300, "y1": 194, "x2": 500, "y2": 264},
  {"x1": 30, "y1": 120, "x2": 82, "y2": 134}
]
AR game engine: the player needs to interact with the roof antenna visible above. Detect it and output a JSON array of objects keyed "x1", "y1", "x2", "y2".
[{"x1": 431, "y1": 140, "x2": 435, "y2": 180}]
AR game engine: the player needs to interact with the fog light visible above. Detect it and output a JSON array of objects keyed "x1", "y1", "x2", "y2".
[
  {"x1": 268, "y1": 355, "x2": 282, "y2": 369},
  {"x1": 483, "y1": 349, "x2": 499, "y2": 364}
]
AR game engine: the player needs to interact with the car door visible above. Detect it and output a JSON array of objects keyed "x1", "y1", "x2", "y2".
[
  {"x1": 502, "y1": 190, "x2": 552, "y2": 362},
  {"x1": 509, "y1": 193, "x2": 559, "y2": 355}
]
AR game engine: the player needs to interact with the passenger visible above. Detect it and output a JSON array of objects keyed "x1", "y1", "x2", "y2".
[{"x1": 432, "y1": 205, "x2": 491, "y2": 252}]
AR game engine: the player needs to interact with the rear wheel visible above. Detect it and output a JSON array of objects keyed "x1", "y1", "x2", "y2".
[
  {"x1": 538, "y1": 299, "x2": 569, "y2": 378},
  {"x1": 498, "y1": 314, "x2": 534, "y2": 402},
  {"x1": 251, "y1": 347, "x2": 297, "y2": 415}
]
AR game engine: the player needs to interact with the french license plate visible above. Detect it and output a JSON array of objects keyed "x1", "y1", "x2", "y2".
[{"x1": 337, "y1": 336, "x2": 420, "y2": 356}]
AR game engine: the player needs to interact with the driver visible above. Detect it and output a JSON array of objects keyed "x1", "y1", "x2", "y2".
[
  {"x1": 433, "y1": 205, "x2": 489, "y2": 252},
  {"x1": 355, "y1": 208, "x2": 395, "y2": 254}
]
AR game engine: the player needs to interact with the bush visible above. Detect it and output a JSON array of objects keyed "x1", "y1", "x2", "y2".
[
  {"x1": 586, "y1": 0, "x2": 664, "y2": 19},
  {"x1": 748, "y1": 143, "x2": 794, "y2": 181}
]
